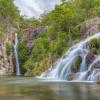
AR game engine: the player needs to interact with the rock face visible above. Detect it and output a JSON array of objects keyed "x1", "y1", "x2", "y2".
[
  {"x1": 21, "y1": 26, "x2": 46, "y2": 53},
  {"x1": 0, "y1": 31, "x2": 15, "y2": 76},
  {"x1": 79, "y1": 17, "x2": 100, "y2": 35}
]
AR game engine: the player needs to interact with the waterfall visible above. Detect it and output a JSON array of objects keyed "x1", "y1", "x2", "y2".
[
  {"x1": 14, "y1": 33, "x2": 21, "y2": 76},
  {"x1": 41, "y1": 33, "x2": 100, "y2": 81}
]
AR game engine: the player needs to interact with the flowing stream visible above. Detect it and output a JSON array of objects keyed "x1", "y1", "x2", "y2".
[
  {"x1": 41, "y1": 33, "x2": 100, "y2": 81},
  {"x1": 14, "y1": 33, "x2": 21, "y2": 76}
]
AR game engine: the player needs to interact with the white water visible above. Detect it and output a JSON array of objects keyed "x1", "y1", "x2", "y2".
[
  {"x1": 41, "y1": 33, "x2": 100, "y2": 81},
  {"x1": 14, "y1": 33, "x2": 21, "y2": 76}
]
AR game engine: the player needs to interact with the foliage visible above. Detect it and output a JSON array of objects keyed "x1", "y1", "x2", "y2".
[
  {"x1": 88, "y1": 37, "x2": 100, "y2": 55},
  {"x1": 21, "y1": 0, "x2": 100, "y2": 76},
  {"x1": 0, "y1": 0, "x2": 100, "y2": 76},
  {"x1": 0, "y1": 0, "x2": 20, "y2": 24},
  {"x1": 6, "y1": 41, "x2": 12, "y2": 55},
  {"x1": 18, "y1": 41, "x2": 28, "y2": 66}
]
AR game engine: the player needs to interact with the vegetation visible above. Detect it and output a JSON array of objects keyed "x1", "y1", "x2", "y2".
[
  {"x1": 6, "y1": 41, "x2": 12, "y2": 55},
  {"x1": 24, "y1": 0, "x2": 100, "y2": 76},
  {"x1": 0, "y1": 0, "x2": 100, "y2": 76},
  {"x1": 18, "y1": 41, "x2": 28, "y2": 67},
  {"x1": 87, "y1": 37, "x2": 100, "y2": 55}
]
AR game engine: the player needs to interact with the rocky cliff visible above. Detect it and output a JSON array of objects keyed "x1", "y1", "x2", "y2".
[
  {"x1": 79, "y1": 17, "x2": 100, "y2": 35},
  {"x1": 0, "y1": 26, "x2": 15, "y2": 75},
  {"x1": 20, "y1": 26, "x2": 46, "y2": 53}
]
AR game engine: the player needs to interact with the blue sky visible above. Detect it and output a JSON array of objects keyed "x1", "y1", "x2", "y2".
[{"x1": 14, "y1": 0, "x2": 61, "y2": 18}]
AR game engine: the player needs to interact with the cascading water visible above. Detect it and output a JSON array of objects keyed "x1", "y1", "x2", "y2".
[
  {"x1": 41, "y1": 33, "x2": 100, "y2": 81},
  {"x1": 14, "y1": 33, "x2": 21, "y2": 76}
]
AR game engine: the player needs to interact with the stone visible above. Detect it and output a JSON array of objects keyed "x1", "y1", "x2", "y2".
[
  {"x1": 21, "y1": 26, "x2": 46, "y2": 53},
  {"x1": 78, "y1": 17, "x2": 100, "y2": 35},
  {"x1": 67, "y1": 73, "x2": 76, "y2": 80},
  {"x1": 86, "y1": 53, "x2": 94, "y2": 66},
  {"x1": 91, "y1": 62, "x2": 100, "y2": 70},
  {"x1": 96, "y1": 81, "x2": 100, "y2": 84},
  {"x1": 72, "y1": 56, "x2": 82, "y2": 73}
]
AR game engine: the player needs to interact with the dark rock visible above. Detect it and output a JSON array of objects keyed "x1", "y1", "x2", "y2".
[
  {"x1": 67, "y1": 73, "x2": 76, "y2": 80},
  {"x1": 91, "y1": 62, "x2": 100, "y2": 70},
  {"x1": 72, "y1": 56, "x2": 82, "y2": 73},
  {"x1": 96, "y1": 81, "x2": 100, "y2": 84},
  {"x1": 86, "y1": 53, "x2": 94, "y2": 66}
]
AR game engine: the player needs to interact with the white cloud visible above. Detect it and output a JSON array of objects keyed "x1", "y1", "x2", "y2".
[{"x1": 14, "y1": 0, "x2": 61, "y2": 18}]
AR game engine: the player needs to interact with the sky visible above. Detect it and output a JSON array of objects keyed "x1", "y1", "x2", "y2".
[{"x1": 14, "y1": 0, "x2": 61, "y2": 18}]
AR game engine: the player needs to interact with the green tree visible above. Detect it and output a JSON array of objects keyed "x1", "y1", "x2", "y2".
[{"x1": 18, "y1": 41, "x2": 28, "y2": 66}]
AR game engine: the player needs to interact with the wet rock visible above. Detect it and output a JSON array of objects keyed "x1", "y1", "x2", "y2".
[
  {"x1": 67, "y1": 73, "x2": 76, "y2": 80},
  {"x1": 72, "y1": 56, "x2": 82, "y2": 73},
  {"x1": 86, "y1": 53, "x2": 94, "y2": 66},
  {"x1": 96, "y1": 81, "x2": 100, "y2": 84},
  {"x1": 91, "y1": 62, "x2": 100, "y2": 70},
  {"x1": 95, "y1": 71, "x2": 100, "y2": 80}
]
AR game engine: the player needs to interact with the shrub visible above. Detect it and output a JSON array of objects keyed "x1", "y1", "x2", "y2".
[
  {"x1": 6, "y1": 42, "x2": 12, "y2": 55},
  {"x1": 18, "y1": 41, "x2": 28, "y2": 66}
]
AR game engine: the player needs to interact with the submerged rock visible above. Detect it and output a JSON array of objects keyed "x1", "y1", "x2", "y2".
[
  {"x1": 96, "y1": 81, "x2": 100, "y2": 84},
  {"x1": 67, "y1": 73, "x2": 76, "y2": 80}
]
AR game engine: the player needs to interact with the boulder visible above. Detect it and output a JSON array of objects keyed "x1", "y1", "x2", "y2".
[
  {"x1": 67, "y1": 73, "x2": 76, "y2": 80},
  {"x1": 91, "y1": 61, "x2": 100, "y2": 70},
  {"x1": 96, "y1": 81, "x2": 100, "y2": 84},
  {"x1": 21, "y1": 26, "x2": 46, "y2": 53},
  {"x1": 72, "y1": 56, "x2": 82, "y2": 72},
  {"x1": 86, "y1": 52, "x2": 94, "y2": 66},
  {"x1": 78, "y1": 17, "x2": 100, "y2": 35}
]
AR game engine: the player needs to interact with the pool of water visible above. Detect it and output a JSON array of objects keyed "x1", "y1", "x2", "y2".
[{"x1": 0, "y1": 77, "x2": 99, "y2": 100}]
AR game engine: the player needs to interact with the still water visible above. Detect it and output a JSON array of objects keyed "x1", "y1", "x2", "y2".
[{"x1": 0, "y1": 77, "x2": 99, "y2": 100}]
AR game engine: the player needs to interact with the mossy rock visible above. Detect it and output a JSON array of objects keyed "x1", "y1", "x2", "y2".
[
  {"x1": 96, "y1": 49, "x2": 100, "y2": 55},
  {"x1": 87, "y1": 37, "x2": 100, "y2": 50},
  {"x1": 90, "y1": 48, "x2": 100, "y2": 55},
  {"x1": 72, "y1": 56, "x2": 82, "y2": 73},
  {"x1": 86, "y1": 52, "x2": 94, "y2": 66},
  {"x1": 87, "y1": 38, "x2": 97, "y2": 48},
  {"x1": 90, "y1": 47, "x2": 97, "y2": 54}
]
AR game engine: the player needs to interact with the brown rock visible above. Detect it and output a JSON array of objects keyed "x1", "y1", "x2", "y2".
[
  {"x1": 67, "y1": 73, "x2": 76, "y2": 80},
  {"x1": 21, "y1": 26, "x2": 46, "y2": 53},
  {"x1": 78, "y1": 17, "x2": 100, "y2": 35},
  {"x1": 96, "y1": 81, "x2": 100, "y2": 84}
]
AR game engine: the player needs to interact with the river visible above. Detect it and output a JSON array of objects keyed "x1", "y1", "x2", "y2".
[{"x1": 0, "y1": 77, "x2": 99, "y2": 100}]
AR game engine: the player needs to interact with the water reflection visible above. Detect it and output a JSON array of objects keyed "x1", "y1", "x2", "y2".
[{"x1": 0, "y1": 77, "x2": 99, "y2": 100}]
